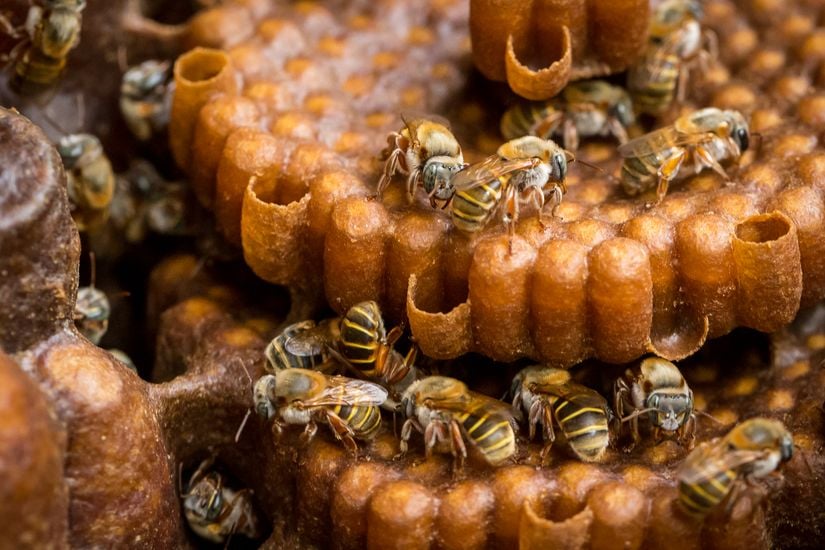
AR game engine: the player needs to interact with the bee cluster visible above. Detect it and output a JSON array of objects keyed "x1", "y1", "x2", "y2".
[{"x1": 1, "y1": 0, "x2": 824, "y2": 548}]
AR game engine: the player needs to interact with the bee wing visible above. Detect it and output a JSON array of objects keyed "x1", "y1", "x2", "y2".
[
  {"x1": 677, "y1": 441, "x2": 770, "y2": 484},
  {"x1": 284, "y1": 327, "x2": 333, "y2": 357},
  {"x1": 301, "y1": 376, "x2": 389, "y2": 407},
  {"x1": 450, "y1": 155, "x2": 537, "y2": 192},
  {"x1": 617, "y1": 125, "x2": 714, "y2": 159}
]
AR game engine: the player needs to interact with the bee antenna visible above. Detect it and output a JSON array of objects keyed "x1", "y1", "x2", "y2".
[
  {"x1": 620, "y1": 407, "x2": 658, "y2": 423},
  {"x1": 234, "y1": 409, "x2": 252, "y2": 444},
  {"x1": 695, "y1": 409, "x2": 723, "y2": 425},
  {"x1": 233, "y1": 357, "x2": 253, "y2": 385},
  {"x1": 572, "y1": 158, "x2": 608, "y2": 175}
]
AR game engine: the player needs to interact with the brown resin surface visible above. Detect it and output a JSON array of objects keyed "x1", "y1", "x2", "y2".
[{"x1": 169, "y1": 0, "x2": 825, "y2": 367}]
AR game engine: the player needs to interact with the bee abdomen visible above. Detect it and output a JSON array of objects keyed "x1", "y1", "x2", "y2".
[
  {"x1": 629, "y1": 55, "x2": 679, "y2": 115},
  {"x1": 620, "y1": 155, "x2": 657, "y2": 195},
  {"x1": 554, "y1": 399, "x2": 610, "y2": 461},
  {"x1": 339, "y1": 302, "x2": 385, "y2": 370},
  {"x1": 451, "y1": 180, "x2": 502, "y2": 233},
  {"x1": 11, "y1": 49, "x2": 65, "y2": 94},
  {"x1": 500, "y1": 103, "x2": 555, "y2": 140},
  {"x1": 333, "y1": 404, "x2": 382, "y2": 439},
  {"x1": 678, "y1": 469, "x2": 735, "y2": 516},
  {"x1": 458, "y1": 407, "x2": 516, "y2": 465}
]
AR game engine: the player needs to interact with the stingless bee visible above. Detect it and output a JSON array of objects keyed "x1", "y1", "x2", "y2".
[
  {"x1": 6, "y1": 0, "x2": 86, "y2": 94},
  {"x1": 613, "y1": 356, "x2": 695, "y2": 450},
  {"x1": 374, "y1": 116, "x2": 466, "y2": 207},
  {"x1": 264, "y1": 319, "x2": 338, "y2": 372},
  {"x1": 500, "y1": 80, "x2": 635, "y2": 151},
  {"x1": 282, "y1": 301, "x2": 419, "y2": 407},
  {"x1": 450, "y1": 136, "x2": 571, "y2": 241},
  {"x1": 253, "y1": 368, "x2": 387, "y2": 453},
  {"x1": 74, "y1": 285, "x2": 109, "y2": 344},
  {"x1": 181, "y1": 459, "x2": 261, "y2": 544},
  {"x1": 57, "y1": 133, "x2": 115, "y2": 231},
  {"x1": 399, "y1": 376, "x2": 517, "y2": 470},
  {"x1": 120, "y1": 59, "x2": 173, "y2": 141},
  {"x1": 618, "y1": 107, "x2": 750, "y2": 203},
  {"x1": 511, "y1": 366, "x2": 614, "y2": 463},
  {"x1": 628, "y1": 0, "x2": 716, "y2": 115},
  {"x1": 677, "y1": 417, "x2": 793, "y2": 516}
]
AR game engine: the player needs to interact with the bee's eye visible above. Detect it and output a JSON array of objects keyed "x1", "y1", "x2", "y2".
[
  {"x1": 736, "y1": 128, "x2": 749, "y2": 152},
  {"x1": 552, "y1": 153, "x2": 567, "y2": 179}
]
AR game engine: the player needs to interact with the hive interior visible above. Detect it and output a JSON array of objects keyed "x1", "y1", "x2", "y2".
[{"x1": 1, "y1": 0, "x2": 825, "y2": 548}]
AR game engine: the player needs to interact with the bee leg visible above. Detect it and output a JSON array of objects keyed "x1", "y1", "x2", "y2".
[
  {"x1": 373, "y1": 135, "x2": 405, "y2": 200},
  {"x1": 606, "y1": 116, "x2": 629, "y2": 145},
  {"x1": 301, "y1": 420, "x2": 319, "y2": 446},
  {"x1": 271, "y1": 419, "x2": 285, "y2": 440},
  {"x1": 501, "y1": 184, "x2": 519, "y2": 253},
  {"x1": 540, "y1": 403, "x2": 556, "y2": 464},
  {"x1": 423, "y1": 420, "x2": 445, "y2": 460},
  {"x1": 531, "y1": 110, "x2": 564, "y2": 140},
  {"x1": 612, "y1": 380, "x2": 629, "y2": 446},
  {"x1": 694, "y1": 144, "x2": 729, "y2": 181},
  {"x1": 449, "y1": 419, "x2": 467, "y2": 474},
  {"x1": 679, "y1": 413, "x2": 697, "y2": 450},
  {"x1": 677, "y1": 63, "x2": 690, "y2": 103},
  {"x1": 527, "y1": 399, "x2": 542, "y2": 441},
  {"x1": 189, "y1": 456, "x2": 216, "y2": 489},
  {"x1": 396, "y1": 417, "x2": 421, "y2": 459},
  {"x1": 324, "y1": 412, "x2": 359, "y2": 454},
  {"x1": 563, "y1": 118, "x2": 579, "y2": 152},
  {"x1": 654, "y1": 148, "x2": 686, "y2": 204}
]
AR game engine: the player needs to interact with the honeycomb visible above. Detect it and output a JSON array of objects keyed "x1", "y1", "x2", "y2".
[
  {"x1": 1, "y1": 0, "x2": 825, "y2": 548},
  {"x1": 169, "y1": 0, "x2": 825, "y2": 367}
]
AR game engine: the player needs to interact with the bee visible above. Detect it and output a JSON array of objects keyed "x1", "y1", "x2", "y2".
[
  {"x1": 613, "y1": 356, "x2": 695, "y2": 450},
  {"x1": 119, "y1": 59, "x2": 173, "y2": 141},
  {"x1": 253, "y1": 368, "x2": 387, "y2": 453},
  {"x1": 74, "y1": 285, "x2": 109, "y2": 345},
  {"x1": 677, "y1": 418, "x2": 793, "y2": 516},
  {"x1": 181, "y1": 459, "x2": 261, "y2": 544},
  {"x1": 57, "y1": 133, "x2": 115, "y2": 231},
  {"x1": 511, "y1": 366, "x2": 613, "y2": 463},
  {"x1": 450, "y1": 136, "x2": 570, "y2": 240},
  {"x1": 283, "y1": 301, "x2": 419, "y2": 406},
  {"x1": 628, "y1": 0, "x2": 715, "y2": 115},
  {"x1": 264, "y1": 319, "x2": 340, "y2": 374},
  {"x1": 500, "y1": 80, "x2": 635, "y2": 151},
  {"x1": 399, "y1": 376, "x2": 517, "y2": 470},
  {"x1": 618, "y1": 107, "x2": 750, "y2": 203},
  {"x1": 8, "y1": 1, "x2": 86, "y2": 94},
  {"x1": 374, "y1": 116, "x2": 466, "y2": 208}
]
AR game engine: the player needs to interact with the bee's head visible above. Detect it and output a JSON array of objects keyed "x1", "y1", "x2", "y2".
[
  {"x1": 610, "y1": 95, "x2": 636, "y2": 127},
  {"x1": 646, "y1": 391, "x2": 692, "y2": 432},
  {"x1": 184, "y1": 473, "x2": 223, "y2": 521},
  {"x1": 551, "y1": 151, "x2": 568, "y2": 181},
  {"x1": 422, "y1": 157, "x2": 464, "y2": 201},
  {"x1": 253, "y1": 375, "x2": 277, "y2": 419}
]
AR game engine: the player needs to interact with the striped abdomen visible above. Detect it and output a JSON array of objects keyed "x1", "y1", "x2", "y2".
[
  {"x1": 455, "y1": 402, "x2": 516, "y2": 465},
  {"x1": 620, "y1": 144, "x2": 683, "y2": 196},
  {"x1": 330, "y1": 403, "x2": 383, "y2": 440},
  {"x1": 679, "y1": 468, "x2": 736, "y2": 516},
  {"x1": 552, "y1": 393, "x2": 611, "y2": 461},
  {"x1": 339, "y1": 301, "x2": 386, "y2": 375},
  {"x1": 501, "y1": 102, "x2": 557, "y2": 140},
  {"x1": 451, "y1": 178, "x2": 503, "y2": 233},
  {"x1": 628, "y1": 53, "x2": 679, "y2": 116},
  {"x1": 264, "y1": 322, "x2": 326, "y2": 371},
  {"x1": 11, "y1": 48, "x2": 65, "y2": 95}
]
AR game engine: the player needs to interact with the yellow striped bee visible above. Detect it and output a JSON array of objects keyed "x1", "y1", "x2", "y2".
[
  {"x1": 628, "y1": 0, "x2": 715, "y2": 115},
  {"x1": 8, "y1": 1, "x2": 86, "y2": 94},
  {"x1": 613, "y1": 357, "x2": 695, "y2": 450},
  {"x1": 375, "y1": 116, "x2": 466, "y2": 207},
  {"x1": 253, "y1": 368, "x2": 387, "y2": 453},
  {"x1": 399, "y1": 376, "x2": 517, "y2": 470},
  {"x1": 500, "y1": 80, "x2": 635, "y2": 151},
  {"x1": 336, "y1": 301, "x2": 418, "y2": 398},
  {"x1": 58, "y1": 133, "x2": 115, "y2": 231},
  {"x1": 264, "y1": 319, "x2": 340, "y2": 374},
  {"x1": 511, "y1": 366, "x2": 613, "y2": 463},
  {"x1": 618, "y1": 108, "x2": 750, "y2": 203},
  {"x1": 120, "y1": 59, "x2": 173, "y2": 141},
  {"x1": 677, "y1": 418, "x2": 793, "y2": 516},
  {"x1": 450, "y1": 136, "x2": 571, "y2": 241},
  {"x1": 182, "y1": 459, "x2": 261, "y2": 544}
]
